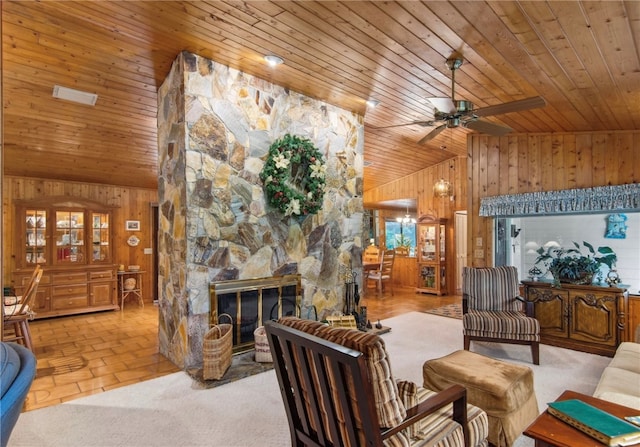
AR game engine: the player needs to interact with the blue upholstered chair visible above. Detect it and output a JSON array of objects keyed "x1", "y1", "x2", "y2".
[
  {"x1": 1, "y1": 342, "x2": 37, "y2": 447},
  {"x1": 462, "y1": 266, "x2": 540, "y2": 365}
]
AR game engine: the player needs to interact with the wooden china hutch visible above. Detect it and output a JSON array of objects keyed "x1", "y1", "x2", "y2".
[
  {"x1": 415, "y1": 216, "x2": 447, "y2": 296},
  {"x1": 12, "y1": 198, "x2": 118, "y2": 319}
]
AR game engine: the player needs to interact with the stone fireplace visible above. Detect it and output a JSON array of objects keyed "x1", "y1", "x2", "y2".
[
  {"x1": 210, "y1": 274, "x2": 302, "y2": 352},
  {"x1": 156, "y1": 51, "x2": 366, "y2": 369}
]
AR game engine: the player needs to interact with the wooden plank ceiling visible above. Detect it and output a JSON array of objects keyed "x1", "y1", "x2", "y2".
[{"x1": 2, "y1": 1, "x2": 639, "y2": 192}]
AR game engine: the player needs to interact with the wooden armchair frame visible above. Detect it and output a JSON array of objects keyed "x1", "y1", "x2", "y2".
[{"x1": 265, "y1": 320, "x2": 469, "y2": 447}]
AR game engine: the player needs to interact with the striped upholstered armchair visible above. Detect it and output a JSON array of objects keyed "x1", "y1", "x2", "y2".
[{"x1": 462, "y1": 266, "x2": 540, "y2": 365}]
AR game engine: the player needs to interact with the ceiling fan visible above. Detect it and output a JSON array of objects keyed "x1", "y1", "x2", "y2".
[{"x1": 370, "y1": 55, "x2": 546, "y2": 144}]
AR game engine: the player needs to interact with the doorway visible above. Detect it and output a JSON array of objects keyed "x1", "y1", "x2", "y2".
[
  {"x1": 151, "y1": 203, "x2": 159, "y2": 303},
  {"x1": 455, "y1": 211, "x2": 467, "y2": 293}
]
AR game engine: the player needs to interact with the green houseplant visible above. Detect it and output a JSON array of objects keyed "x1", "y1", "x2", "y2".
[{"x1": 534, "y1": 241, "x2": 617, "y2": 286}]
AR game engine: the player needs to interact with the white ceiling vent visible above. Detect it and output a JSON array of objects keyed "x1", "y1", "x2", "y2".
[{"x1": 52, "y1": 85, "x2": 98, "y2": 106}]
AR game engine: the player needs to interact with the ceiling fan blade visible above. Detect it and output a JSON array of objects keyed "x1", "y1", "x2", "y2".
[
  {"x1": 474, "y1": 96, "x2": 546, "y2": 117},
  {"x1": 464, "y1": 119, "x2": 513, "y2": 136},
  {"x1": 417, "y1": 124, "x2": 447, "y2": 144},
  {"x1": 427, "y1": 97, "x2": 456, "y2": 114},
  {"x1": 367, "y1": 120, "x2": 435, "y2": 130}
]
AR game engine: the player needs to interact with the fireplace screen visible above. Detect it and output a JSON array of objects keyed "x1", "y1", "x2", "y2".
[{"x1": 210, "y1": 274, "x2": 301, "y2": 353}]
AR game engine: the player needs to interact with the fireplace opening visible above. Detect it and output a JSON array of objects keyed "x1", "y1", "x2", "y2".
[{"x1": 209, "y1": 274, "x2": 302, "y2": 353}]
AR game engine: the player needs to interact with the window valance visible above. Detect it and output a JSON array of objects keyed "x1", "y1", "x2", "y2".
[{"x1": 479, "y1": 183, "x2": 640, "y2": 217}]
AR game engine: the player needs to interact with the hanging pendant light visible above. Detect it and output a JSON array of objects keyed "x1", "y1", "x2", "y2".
[
  {"x1": 396, "y1": 207, "x2": 416, "y2": 224},
  {"x1": 434, "y1": 178, "x2": 453, "y2": 198}
]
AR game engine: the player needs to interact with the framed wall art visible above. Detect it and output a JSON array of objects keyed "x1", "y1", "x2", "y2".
[
  {"x1": 125, "y1": 220, "x2": 140, "y2": 231},
  {"x1": 605, "y1": 213, "x2": 627, "y2": 239}
]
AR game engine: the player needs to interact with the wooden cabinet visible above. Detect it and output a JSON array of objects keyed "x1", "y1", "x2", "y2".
[
  {"x1": 522, "y1": 281, "x2": 629, "y2": 356},
  {"x1": 416, "y1": 216, "x2": 447, "y2": 295},
  {"x1": 629, "y1": 295, "x2": 640, "y2": 342},
  {"x1": 12, "y1": 198, "x2": 118, "y2": 318}
]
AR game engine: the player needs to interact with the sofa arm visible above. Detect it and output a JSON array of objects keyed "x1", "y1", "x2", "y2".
[{"x1": 1, "y1": 342, "x2": 37, "y2": 447}]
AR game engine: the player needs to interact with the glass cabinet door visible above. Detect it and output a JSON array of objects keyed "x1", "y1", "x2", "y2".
[
  {"x1": 419, "y1": 224, "x2": 437, "y2": 262},
  {"x1": 419, "y1": 265, "x2": 436, "y2": 289},
  {"x1": 25, "y1": 208, "x2": 48, "y2": 266},
  {"x1": 55, "y1": 210, "x2": 85, "y2": 264},
  {"x1": 91, "y1": 212, "x2": 110, "y2": 263}
]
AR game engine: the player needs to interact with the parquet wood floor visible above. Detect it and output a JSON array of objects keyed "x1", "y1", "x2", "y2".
[{"x1": 23, "y1": 287, "x2": 460, "y2": 411}]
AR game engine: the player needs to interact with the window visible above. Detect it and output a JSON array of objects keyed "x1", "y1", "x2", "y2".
[{"x1": 385, "y1": 220, "x2": 416, "y2": 256}]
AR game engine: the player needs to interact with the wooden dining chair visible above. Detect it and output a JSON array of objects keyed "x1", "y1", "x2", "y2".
[
  {"x1": 3, "y1": 266, "x2": 43, "y2": 352},
  {"x1": 363, "y1": 245, "x2": 380, "y2": 263},
  {"x1": 367, "y1": 249, "x2": 396, "y2": 296}
]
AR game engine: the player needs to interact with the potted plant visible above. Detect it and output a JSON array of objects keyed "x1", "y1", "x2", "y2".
[{"x1": 534, "y1": 241, "x2": 617, "y2": 286}]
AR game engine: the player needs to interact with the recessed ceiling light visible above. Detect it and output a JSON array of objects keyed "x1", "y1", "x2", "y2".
[
  {"x1": 52, "y1": 85, "x2": 98, "y2": 106},
  {"x1": 366, "y1": 99, "x2": 380, "y2": 108},
  {"x1": 264, "y1": 55, "x2": 284, "y2": 67}
]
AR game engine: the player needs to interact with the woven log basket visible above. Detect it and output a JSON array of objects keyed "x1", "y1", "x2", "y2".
[{"x1": 203, "y1": 313, "x2": 233, "y2": 380}]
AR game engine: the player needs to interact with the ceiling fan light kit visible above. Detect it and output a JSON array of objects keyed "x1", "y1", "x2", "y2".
[{"x1": 369, "y1": 54, "x2": 546, "y2": 145}]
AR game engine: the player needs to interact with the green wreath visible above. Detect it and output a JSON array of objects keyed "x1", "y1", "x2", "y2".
[{"x1": 260, "y1": 134, "x2": 326, "y2": 216}]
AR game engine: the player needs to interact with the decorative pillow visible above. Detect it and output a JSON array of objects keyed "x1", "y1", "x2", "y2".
[
  {"x1": 3, "y1": 304, "x2": 30, "y2": 317},
  {"x1": 3, "y1": 296, "x2": 21, "y2": 306}
]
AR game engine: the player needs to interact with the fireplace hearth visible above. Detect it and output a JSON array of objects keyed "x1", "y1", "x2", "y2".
[{"x1": 209, "y1": 274, "x2": 302, "y2": 353}]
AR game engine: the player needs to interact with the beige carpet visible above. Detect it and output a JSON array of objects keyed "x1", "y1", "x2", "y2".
[{"x1": 9, "y1": 311, "x2": 611, "y2": 447}]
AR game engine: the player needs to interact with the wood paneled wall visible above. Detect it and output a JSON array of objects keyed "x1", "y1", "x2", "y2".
[
  {"x1": 364, "y1": 130, "x2": 640, "y2": 288},
  {"x1": 467, "y1": 130, "x2": 640, "y2": 267},
  {"x1": 364, "y1": 156, "x2": 467, "y2": 219},
  {"x1": 3, "y1": 176, "x2": 158, "y2": 302},
  {"x1": 363, "y1": 156, "x2": 467, "y2": 292}
]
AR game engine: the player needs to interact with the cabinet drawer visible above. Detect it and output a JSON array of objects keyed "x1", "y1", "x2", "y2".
[
  {"x1": 17, "y1": 273, "x2": 51, "y2": 286},
  {"x1": 89, "y1": 270, "x2": 113, "y2": 281},
  {"x1": 52, "y1": 284, "x2": 87, "y2": 297},
  {"x1": 52, "y1": 296, "x2": 88, "y2": 310},
  {"x1": 53, "y1": 272, "x2": 87, "y2": 284}
]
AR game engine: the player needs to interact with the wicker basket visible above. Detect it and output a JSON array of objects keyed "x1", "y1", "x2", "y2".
[
  {"x1": 253, "y1": 326, "x2": 272, "y2": 363},
  {"x1": 203, "y1": 313, "x2": 233, "y2": 380}
]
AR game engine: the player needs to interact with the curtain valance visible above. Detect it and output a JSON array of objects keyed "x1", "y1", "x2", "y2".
[{"x1": 479, "y1": 183, "x2": 640, "y2": 217}]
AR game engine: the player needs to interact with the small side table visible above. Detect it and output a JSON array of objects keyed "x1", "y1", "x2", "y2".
[
  {"x1": 524, "y1": 390, "x2": 640, "y2": 446},
  {"x1": 117, "y1": 270, "x2": 145, "y2": 311}
]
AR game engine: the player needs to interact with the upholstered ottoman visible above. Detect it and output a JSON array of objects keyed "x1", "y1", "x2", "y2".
[{"x1": 423, "y1": 350, "x2": 538, "y2": 447}]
